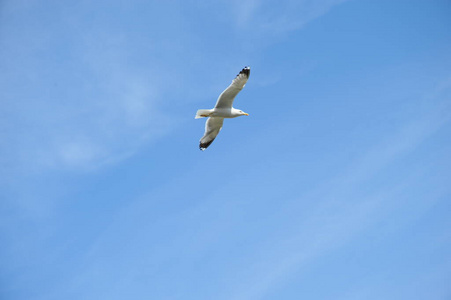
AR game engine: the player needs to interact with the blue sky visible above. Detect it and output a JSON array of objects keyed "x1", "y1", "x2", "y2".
[{"x1": 1, "y1": 0, "x2": 450, "y2": 299}]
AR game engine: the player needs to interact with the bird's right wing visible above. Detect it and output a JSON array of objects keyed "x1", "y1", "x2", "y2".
[
  {"x1": 199, "y1": 117, "x2": 224, "y2": 150},
  {"x1": 214, "y1": 66, "x2": 250, "y2": 109}
]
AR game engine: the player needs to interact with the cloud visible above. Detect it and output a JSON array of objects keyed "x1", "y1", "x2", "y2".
[
  {"x1": 230, "y1": 0, "x2": 351, "y2": 34},
  {"x1": 0, "y1": 2, "x2": 174, "y2": 177}
]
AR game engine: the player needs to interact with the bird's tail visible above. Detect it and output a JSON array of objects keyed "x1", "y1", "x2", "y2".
[{"x1": 195, "y1": 109, "x2": 212, "y2": 119}]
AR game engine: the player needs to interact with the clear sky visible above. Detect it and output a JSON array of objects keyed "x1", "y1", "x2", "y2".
[{"x1": 1, "y1": 0, "x2": 450, "y2": 299}]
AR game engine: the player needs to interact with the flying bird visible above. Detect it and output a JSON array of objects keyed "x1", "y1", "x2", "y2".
[{"x1": 195, "y1": 66, "x2": 251, "y2": 151}]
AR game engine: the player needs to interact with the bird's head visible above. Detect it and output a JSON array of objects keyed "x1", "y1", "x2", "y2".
[{"x1": 239, "y1": 110, "x2": 249, "y2": 116}]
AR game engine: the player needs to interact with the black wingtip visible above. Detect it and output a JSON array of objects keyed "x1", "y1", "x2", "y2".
[
  {"x1": 199, "y1": 139, "x2": 215, "y2": 151},
  {"x1": 238, "y1": 66, "x2": 250, "y2": 77}
]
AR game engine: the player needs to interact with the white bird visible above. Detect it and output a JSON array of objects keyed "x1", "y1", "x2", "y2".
[{"x1": 195, "y1": 66, "x2": 251, "y2": 151}]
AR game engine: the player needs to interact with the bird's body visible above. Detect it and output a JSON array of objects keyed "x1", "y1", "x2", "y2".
[
  {"x1": 195, "y1": 108, "x2": 247, "y2": 119},
  {"x1": 195, "y1": 66, "x2": 251, "y2": 151}
]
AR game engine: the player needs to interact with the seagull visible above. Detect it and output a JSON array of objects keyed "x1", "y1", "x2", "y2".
[{"x1": 195, "y1": 66, "x2": 251, "y2": 151}]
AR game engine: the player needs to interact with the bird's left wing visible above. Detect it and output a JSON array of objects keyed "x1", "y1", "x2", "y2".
[
  {"x1": 199, "y1": 117, "x2": 224, "y2": 150},
  {"x1": 214, "y1": 66, "x2": 250, "y2": 109}
]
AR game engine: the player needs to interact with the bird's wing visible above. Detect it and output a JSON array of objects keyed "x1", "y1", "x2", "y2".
[
  {"x1": 199, "y1": 117, "x2": 224, "y2": 150},
  {"x1": 214, "y1": 66, "x2": 250, "y2": 109}
]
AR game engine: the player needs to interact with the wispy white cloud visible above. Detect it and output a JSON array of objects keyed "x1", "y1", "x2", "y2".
[
  {"x1": 230, "y1": 0, "x2": 351, "y2": 35},
  {"x1": 0, "y1": 3, "x2": 174, "y2": 177}
]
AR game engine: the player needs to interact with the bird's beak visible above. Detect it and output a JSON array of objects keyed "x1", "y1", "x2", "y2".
[{"x1": 244, "y1": 113, "x2": 249, "y2": 116}]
